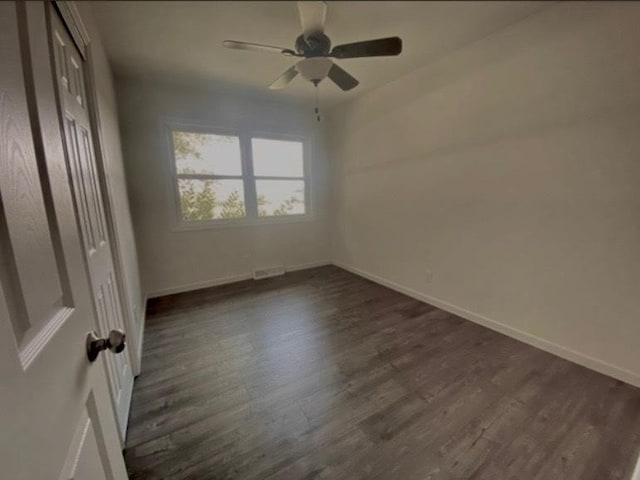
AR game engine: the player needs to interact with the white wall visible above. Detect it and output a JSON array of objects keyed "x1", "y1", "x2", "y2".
[
  {"x1": 327, "y1": 1, "x2": 640, "y2": 386},
  {"x1": 77, "y1": 4, "x2": 144, "y2": 365},
  {"x1": 115, "y1": 78, "x2": 331, "y2": 297}
]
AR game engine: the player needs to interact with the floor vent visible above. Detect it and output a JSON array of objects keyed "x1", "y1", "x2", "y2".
[{"x1": 253, "y1": 266, "x2": 285, "y2": 280}]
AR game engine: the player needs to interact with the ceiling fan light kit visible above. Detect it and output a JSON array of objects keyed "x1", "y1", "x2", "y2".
[
  {"x1": 223, "y1": 1, "x2": 403, "y2": 92},
  {"x1": 296, "y1": 57, "x2": 333, "y2": 84}
]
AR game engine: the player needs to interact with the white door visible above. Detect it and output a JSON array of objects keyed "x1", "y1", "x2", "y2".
[
  {"x1": 50, "y1": 3, "x2": 134, "y2": 440},
  {"x1": 0, "y1": 2, "x2": 128, "y2": 479}
]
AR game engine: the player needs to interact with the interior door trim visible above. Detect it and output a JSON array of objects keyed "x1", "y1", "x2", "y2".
[{"x1": 51, "y1": 0, "x2": 89, "y2": 59}]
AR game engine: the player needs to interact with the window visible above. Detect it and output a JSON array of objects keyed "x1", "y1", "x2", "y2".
[
  {"x1": 169, "y1": 127, "x2": 308, "y2": 227},
  {"x1": 173, "y1": 131, "x2": 246, "y2": 221},
  {"x1": 252, "y1": 138, "x2": 306, "y2": 217}
]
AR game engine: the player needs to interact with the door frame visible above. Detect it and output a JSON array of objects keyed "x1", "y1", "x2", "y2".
[
  {"x1": 632, "y1": 453, "x2": 640, "y2": 480},
  {"x1": 51, "y1": 0, "x2": 142, "y2": 377}
]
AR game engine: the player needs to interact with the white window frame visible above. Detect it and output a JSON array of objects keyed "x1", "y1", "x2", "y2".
[{"x1": 165, "y1": 120, "x2": 312, "y2": 231}]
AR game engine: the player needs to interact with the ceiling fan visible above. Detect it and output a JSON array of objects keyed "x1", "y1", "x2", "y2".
[{"x1": 223, "y1": 1, "x2": 403, "y2": 92}]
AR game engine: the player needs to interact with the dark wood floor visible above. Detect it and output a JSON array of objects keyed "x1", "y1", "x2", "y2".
[{"x1": 125, "y1": 266, "x2": 640, "y2": 480}]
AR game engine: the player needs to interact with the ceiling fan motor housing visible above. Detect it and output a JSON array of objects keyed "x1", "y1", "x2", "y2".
[{"x1": 295, "y1": 32, "x2": 331, "y2": 57}]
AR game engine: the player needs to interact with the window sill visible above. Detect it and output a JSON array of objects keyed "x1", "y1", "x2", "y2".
[{"x1": 171, "y1": 214, "x2": 314, "y2": 232}]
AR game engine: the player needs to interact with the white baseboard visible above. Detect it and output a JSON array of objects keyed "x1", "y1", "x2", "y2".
[
  {"x1": 147, "y1": 273, "x2": 253, "y2": 299},
  {"x1": 146, "y1": 260, "x2": 331, "y2": 299},
  {"x1": 285, "y1": 260, "x2": 331, "y2": 273},
  {"x1": 333, "y1": 261, "x2": 640, "y2": 388}
]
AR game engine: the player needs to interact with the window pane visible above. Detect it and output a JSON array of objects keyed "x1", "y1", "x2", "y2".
[
  {"x1": 178, "y1": 179, "x2": 246, "y2": 220},
  {"x1": 256, "y1": 180, "x2": 305, "y2": 216},
  {"x1": 173, "y1": 131, "x2": 241, "y2": 175},
  {"x1": 252, "y1": 138, "x2": 304, "y2": 177}
]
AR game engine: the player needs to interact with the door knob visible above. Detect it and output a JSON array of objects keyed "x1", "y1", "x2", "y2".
[{"x1": 86, "y1": 329, "x2": 126, "y2": 362}]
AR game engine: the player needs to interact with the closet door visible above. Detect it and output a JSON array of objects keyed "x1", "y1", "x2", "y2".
[
  {"x1": 50, "y1": 2, "x2": 134, "y2": 439},
  {"x1": 0, "y1": 2, "x2": 127, "y2": 478}
]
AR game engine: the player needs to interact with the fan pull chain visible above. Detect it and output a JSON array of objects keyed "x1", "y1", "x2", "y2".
[{"x1": 314, "y1": 83, "x2": 321, "y2": 122}]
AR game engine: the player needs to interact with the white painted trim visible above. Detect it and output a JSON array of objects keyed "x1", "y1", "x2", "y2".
[
  {"x1": 170, "y1": 213, "x2": 314, "y2": 232},
  {"x1": 333, "y1": 261, "x2": 640, "y2": 388},
  {"x1": 146, "y1": 260, "x2": 331, "y2": 299},
  {"x1": 148, "y1": 273, "x2": 253, "y2": 299},
  {"x1": 285, "y1": 260, "x2": 331, "y2": 273},
  {"x1": 52, "y1": 1, "x2": 90, "y2": 58},
  {"x1": 632, "y1": 453, "x2": 640, "y2": 480},
  {"x1": 133, "y1": 294, "x2": 146, "y2": 377}
]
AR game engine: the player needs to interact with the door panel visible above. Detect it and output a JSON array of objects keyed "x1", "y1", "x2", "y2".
[
  {"x1": 60, "y1": 397, "x2": 111, "y2": 480},
  {"x1": 0, "y1": 2, "x2": 127, "y2": 478},
  {"x1": 97, "y1": 274, "x2": 126, "y2": 401},
  {"x1": 50, "y1": 5, "x2": 134, "y2": 439},
  {"x1": 0, "y1": 19, "x2": 71, "y2": 363}
]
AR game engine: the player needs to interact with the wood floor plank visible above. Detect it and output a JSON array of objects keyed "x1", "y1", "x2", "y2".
[{"x1": 125, "y1": 266, "x2": 640, "y2": 479}]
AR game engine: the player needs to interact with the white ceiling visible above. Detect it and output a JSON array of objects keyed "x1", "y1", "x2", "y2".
[{"x1": 90, "y1": 1, "x2": 550, "y2": 106}]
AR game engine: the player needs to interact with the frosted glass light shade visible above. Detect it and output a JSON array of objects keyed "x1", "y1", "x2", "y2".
[{"x1": 295, "y1": 58, "x2": 332, "y2": 82}]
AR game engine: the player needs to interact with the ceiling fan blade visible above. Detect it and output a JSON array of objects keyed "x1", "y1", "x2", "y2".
[
  {"x1": 297, "y1": 1, "x2": 327, "y2": 38},
  {"x1": 327, "y1": 63, "x2": 359, "y2": 91},
  {"x1": 269, "y1": 66, "x2": 299, "y2": 90},
  {"x1": 330, "y1": 37, "x2": 402, "y2": 59},
  {"x1": 223, "y1": 40, "x2": 296, "y2": 56}
]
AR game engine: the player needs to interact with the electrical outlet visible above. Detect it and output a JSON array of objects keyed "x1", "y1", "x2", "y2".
[{"x1": 424, "y1": 269, "x2": 434, "y2": 284}]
